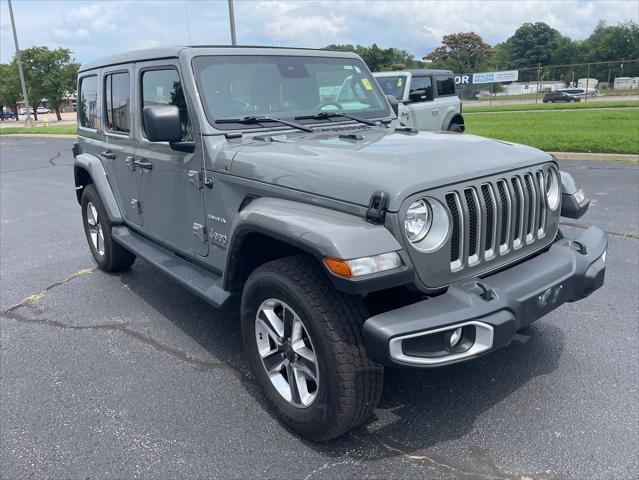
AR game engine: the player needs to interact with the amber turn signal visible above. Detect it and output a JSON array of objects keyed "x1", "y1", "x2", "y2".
[{"x1": 323, "y1": 257, "x2": 353, "y2": 277}]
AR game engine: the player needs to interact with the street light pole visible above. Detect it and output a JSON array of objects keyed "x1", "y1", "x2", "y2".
[
  {"x1": 7, "y1": 0, "x2": 33, "y2": 126},
  {"x1": 228, "y1": 0, "x2": 237, "y2": 46}
]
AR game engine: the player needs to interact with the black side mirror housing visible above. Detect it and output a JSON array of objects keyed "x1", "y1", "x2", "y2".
[
  {"x1": 408, "y1": 90, "x2": 427, "y2": 103},
  {"x1": 386, "y1": 94, "x2": 399, "y2": 117},
  {"x1": 142, "y1": 105, "x2": 182, "y2": 143}
]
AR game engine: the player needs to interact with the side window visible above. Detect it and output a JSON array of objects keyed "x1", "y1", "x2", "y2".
[
  {"x1": 104, "y1": 72, "x2": 131, "y2": 134},
  {"x1": 408, "y1": 76, "x2": 433, "y2": 102},
  {"x1": 141, "y1": 69, "x2": 190, "y2": 140},
  {"x1": 79, "y1": 75, "x2": 99, "y2": 129},
  {"x1": 436, "y1": 75, "x2": 456, "y2": 96}
]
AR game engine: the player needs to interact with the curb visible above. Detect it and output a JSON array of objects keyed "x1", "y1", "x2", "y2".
[
  {"x1": 0, "y1": 134, "x2": 77, "y2": 139},
  {"x1": 550, "y1": 152, "x2": 639, "y2": 162}
]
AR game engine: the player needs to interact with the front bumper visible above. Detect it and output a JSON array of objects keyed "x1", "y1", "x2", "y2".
[{"x1": 363, "y1": 226, "x2": 607, "y2": 367}]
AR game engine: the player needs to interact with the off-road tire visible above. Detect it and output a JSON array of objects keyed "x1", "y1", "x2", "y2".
[
  {"x1": 81, "y1": 184, "x2": 135, "y2": 271},
  {"x1": 241, "y1": 254, "x2": 384, "y2": 441},
  {"x1": 448, "y1": 122, "x2": 463, "y2": 133}
]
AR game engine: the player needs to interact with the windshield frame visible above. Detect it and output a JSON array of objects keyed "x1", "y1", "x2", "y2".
[{"x1": 191, "y1": 54, "x2": 391, "y2": 131}]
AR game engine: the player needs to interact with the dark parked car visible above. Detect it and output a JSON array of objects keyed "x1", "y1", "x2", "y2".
[
  {"x1": 1, "y1": 110, "x2": 16, "y2": 119},
  {"x1": 543, "y1": 91, "x2": 580, "y2": 103}
]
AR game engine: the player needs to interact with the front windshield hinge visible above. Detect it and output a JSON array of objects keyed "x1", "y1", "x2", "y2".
[{"x1": 366, "y1": 191, "x2": 389, "y2": 225}]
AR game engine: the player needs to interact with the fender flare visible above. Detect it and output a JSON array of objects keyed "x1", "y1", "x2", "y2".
[
  {"x1": 443, "y1": 111, "x2": 465, "y2": 132},
  {"x1": 74, "y1": 153, "x2": 123, "y2": 223},
  {"x1": 224, "y1": 197, "x2": 410, "y2": 293}
]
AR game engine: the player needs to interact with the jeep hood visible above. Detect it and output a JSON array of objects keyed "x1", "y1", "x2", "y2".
[{"x1": 228, "y1": 128, "x2": 552, "y2": 212}]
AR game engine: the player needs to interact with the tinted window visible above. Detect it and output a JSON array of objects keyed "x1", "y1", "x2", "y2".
[
  {"x1": 104, "y1": 72, "x2": 130, "y2": 133},
  {"x1": 141, "y1": 69, "x2": 190, "y2": 139},
  {"x1": 435, "y1": 75, "x2": 456, "y2": 96},
  {"x1": 79, "y1": 76, "x2": 99, "y2": 129},
  {"x1": 409, "y1": 76, "x2": 433, "y2": 102}
]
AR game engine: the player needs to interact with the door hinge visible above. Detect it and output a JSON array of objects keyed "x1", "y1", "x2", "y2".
[
  {"x1": 125, "y1": 156, "x2": 136, "y2": 171},
  {"x1": 187, "y1": 170, "x2": 203, "y2": 190},
  {"x1": 192, "y1": 223, "x2": 207, "y2": 242},
  {"x1": 130, "y1": 199, "x2": 141, "y2": 214}
]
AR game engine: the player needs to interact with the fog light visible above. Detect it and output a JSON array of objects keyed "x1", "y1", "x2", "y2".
[{"x1": 449, "y1": 327, "x2": 463, "y2": 347}]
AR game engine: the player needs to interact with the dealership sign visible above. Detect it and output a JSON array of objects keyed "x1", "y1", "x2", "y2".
[{"x1": 454, "y1": 70, "x2": 519, "y2": 85}]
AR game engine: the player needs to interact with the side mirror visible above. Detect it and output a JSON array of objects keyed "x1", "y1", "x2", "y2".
[
  {"x1": 408, "y1": 90, "x2": 427, "y2": 103},
  {"x1": 386, "y1": 94, "x2": 399, "y2": 117},
  {"x1": 142, "y1": 105, "x2": 182, "y2": 143}
]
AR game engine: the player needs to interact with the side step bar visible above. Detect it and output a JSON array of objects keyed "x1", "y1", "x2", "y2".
[{"x1": 111, "y1": 226, "x2": 231, "y2": 307}]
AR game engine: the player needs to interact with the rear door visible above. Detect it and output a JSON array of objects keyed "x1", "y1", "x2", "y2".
[
  {"x1": 133, "y1": 61, "x2": 208, "y2": 257},
  {"x1": 432, "y1": 74, "x2": 460, "y2": 129},
  {"x1": 101, "y1": 65, "x2": 142, "y2": 226}
]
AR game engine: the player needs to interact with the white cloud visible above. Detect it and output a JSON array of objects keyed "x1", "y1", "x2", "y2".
[{"x1": 0, "y1": 0, "x2": 637, "y2": 64}]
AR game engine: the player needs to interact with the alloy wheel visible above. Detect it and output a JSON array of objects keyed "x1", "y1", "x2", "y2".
[
  {"x1": 255, "y1": 298, "x2": 320, "y2": 408},
  {"x1": 86, "y1": 201, "x2": 105, "y2": 256}
]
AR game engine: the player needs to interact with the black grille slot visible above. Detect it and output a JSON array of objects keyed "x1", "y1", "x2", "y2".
[
  {"x1": 497, "y1": 180, "x2": 509, "y2": 247},
  {"x1": 446, "y1": 193, "x2": 461, "y2": 263},
  {"x1": 536, "y1": 171, "x2": 546, "y2": 234},
  {"x1": 524, "y1": 174, "x2": 535, "y2": 237},
  {"x1": 511, "y1": 178, "x2": 522, "y2": 241},
  {"x1": 481, "y1": 184, "x2": 495, "y2": 252},
  {"x1": 464, "y1": 188, "x2": 479, "y2": 261}
]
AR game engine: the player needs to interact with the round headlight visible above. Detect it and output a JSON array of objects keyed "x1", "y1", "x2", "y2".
[
  {"x1": 546, "y1": 168, "x2": 560, "y2": 210},
  {"x1": 405, "y1": 199, "x2": 432, "y2": 243}
]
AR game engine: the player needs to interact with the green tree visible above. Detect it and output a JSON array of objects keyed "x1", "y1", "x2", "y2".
[
  {"x1": 581, "y1": 21, "x2": 639, "y2": 80},
  {"x1": 323, "y1": 43, "x2": 424, "y2": 71},
  {"x1": 0, "y1": 62, "x2": 23, "y2": 120},
  {"x1": 498, "y1": 22, "x2": 564, "y2": 80},
  {"x1": 424, "y1": 32, "x2": 493, "y2": 73},
  {"x1": 20, "y1": 46, "x2": 80, "y2": 121}
]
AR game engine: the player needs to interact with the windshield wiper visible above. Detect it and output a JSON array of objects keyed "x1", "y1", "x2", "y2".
[
  {"x1": 215, "y1": 116, "x2": 313, "y2": 133},
  {"x1": 295, "y1": 111, "x2": 380, "y2": 127}
]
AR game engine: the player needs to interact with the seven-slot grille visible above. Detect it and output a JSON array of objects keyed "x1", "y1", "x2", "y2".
[{"x1": 445, "y1": 169, "x2": 549, "y2": 272}]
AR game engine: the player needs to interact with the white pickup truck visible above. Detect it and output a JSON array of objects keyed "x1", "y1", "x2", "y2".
[{"x1": 374, "y1": 69, "x2": 464, "y2": 132}]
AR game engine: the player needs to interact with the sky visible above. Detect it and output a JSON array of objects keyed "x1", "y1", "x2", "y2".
[{"x1": 1, "y1": 0, "x2": 637, "y2": 65}]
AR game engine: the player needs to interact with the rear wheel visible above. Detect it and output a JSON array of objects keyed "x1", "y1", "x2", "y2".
[
  {"x1": 81, "y1": 184, "x2": 135, "y2": 271},
  {"x1": 447, "y1": 122, "x2": 463, "y2": 133},
  {"x1": 241, "y1": 254, "x2": 383, "y2": 441}
]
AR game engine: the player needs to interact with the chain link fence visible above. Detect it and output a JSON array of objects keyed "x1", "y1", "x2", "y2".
[{"x1": 457, "y1": 59, "x2": 639, "y2": 102}]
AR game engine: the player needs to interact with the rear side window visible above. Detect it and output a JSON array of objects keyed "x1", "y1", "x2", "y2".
[
  {"x1": 141, "y1": 69, "x2": 190, "y2": 140},
  {"x1": 409, "y1": 76, "x2": 433, "y2": 102},
  {"x1": 435, "y1": 75, "x2": 456, "y2": 96},
  {"x1": 104, "y1": 72, "x2": 131, "y2": 134},
  {"x1": 79, "y1": 76, "x2": 99, "y2": 129}
]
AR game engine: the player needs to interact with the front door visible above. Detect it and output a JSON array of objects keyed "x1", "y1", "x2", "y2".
[
  {"x1": 133, "y1": 62, "x2": 208, "y2": 257},
  {"x1": 404, "y1": 76, "x2": 439, "y2": 130},
  {"x1": 101, "y1": 65, "x2": 142, "y2": 226}
]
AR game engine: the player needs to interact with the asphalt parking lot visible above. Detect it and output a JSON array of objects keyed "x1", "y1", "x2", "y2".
[{"x1": 1, "y1": 136, "x2": 637, "y2": 480}]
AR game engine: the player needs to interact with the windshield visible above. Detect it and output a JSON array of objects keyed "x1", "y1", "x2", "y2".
[
  {"x1": 192, "y1": 55, "x2": 389, "y2": 129},
  {"x1": 376, "y1": 75, "x2": 407, "y2": 100}
]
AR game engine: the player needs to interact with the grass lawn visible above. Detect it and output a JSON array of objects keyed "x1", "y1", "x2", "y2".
[
  {"x1": 0, "y1": 124, "x2": 77, "y2": 135},
  {"x1": 465, "y1": 108, "x2": 639, "y2": 154},
  {"x1": 464, "y1": 100, "x2": 639, "y2": 113}
]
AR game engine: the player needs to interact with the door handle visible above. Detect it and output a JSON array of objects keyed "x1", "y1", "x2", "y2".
[
  {"x1": 133, "y1": 159, "x2": 153, "y2": 170},
  {"x1": 101, "y1": 150, "x2": 115, "y2": 160},
  {"x1": 432, "y1": 109, "x2": 439, "y2": 115}
]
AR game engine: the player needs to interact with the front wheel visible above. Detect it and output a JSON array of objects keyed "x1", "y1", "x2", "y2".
[
  {"x1": 447, "y1": 122, "x2": 463, "y2": 133},
  {"x1": 241, "y1": 255, "x2": 383, "y2": 441}
]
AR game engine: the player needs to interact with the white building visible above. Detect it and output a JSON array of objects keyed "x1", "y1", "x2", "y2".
[
  {"x1": 497, "y1": 81, "x2": 564, "y2": 96},
  {"x1": 614, "y1": 77, "x2": 639, "y2": 90},
  {"x1": 577, "y1": 78, "x2": 598, "y2": 88}
]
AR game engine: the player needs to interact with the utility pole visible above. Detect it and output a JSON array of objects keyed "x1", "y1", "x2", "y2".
[
  {"x1": 535, "y1": 62, "x2": 541, "y2": 104},
  {"x1": 7, "y1": 0, "x2": 33, "y2": 126},
  {"x1": 228, "y1": 0, "x2": 237, "y2": 46}
]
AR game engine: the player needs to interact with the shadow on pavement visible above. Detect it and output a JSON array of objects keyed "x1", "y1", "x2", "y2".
[{"x1": 119, "y1": 259, "x2": 564, "y2": 476}]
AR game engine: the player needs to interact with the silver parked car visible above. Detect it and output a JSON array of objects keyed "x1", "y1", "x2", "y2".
[{"x1": 73, "y1": 46, "x2": 606, "y2": 440}]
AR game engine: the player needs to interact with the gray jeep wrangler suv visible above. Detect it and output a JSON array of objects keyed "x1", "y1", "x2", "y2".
[{"x1": 73, "y1": 46, "x2": 606, "y2": 441}]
